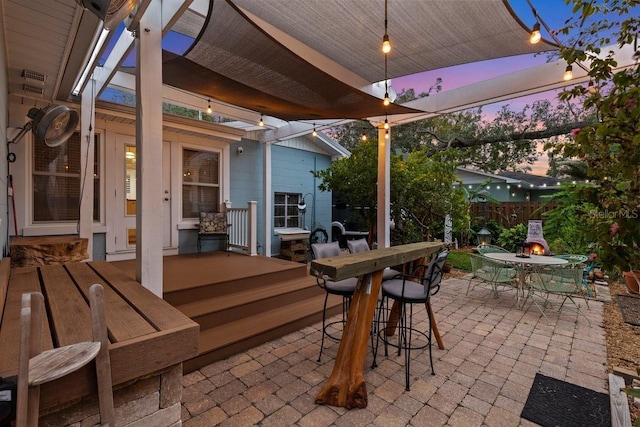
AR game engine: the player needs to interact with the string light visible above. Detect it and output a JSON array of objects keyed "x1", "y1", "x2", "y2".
[
  {"x1": 382, "y1": 34, "x2": 391, "y2": 54},
  {"x1": 382, "y1": 0, "x2": 392, "y2": 107},
  {"x1": 384, "y1": 118, "x2": 389, "y2": 130},
  {"x1": 587, "y1": 80, "x2": 597, "y2": 94},
  {"x1": 385, "y1": 129, "x2": 389, "y2": 139},
  {"x1": 382, "y1": 0, "x2": 390, "y2": 53},
  {"x1": 206, "y1": 99, "x2": 212, "y2": 114},
  {"x1": 312, "y1": 125, "x2": 317, "y2": 137},
  {"x1": 259, "y1": 115, "x2": 264, "y2": 126},
  {"x1": 529, "y1": 22, "x2": 541, "y2": 44},
  {"x1": 563, "y1": 64, "x2": 573, "y2": 81},
  {"x1": 361, "y1": 131, "x2": 367, "y2": 141}
]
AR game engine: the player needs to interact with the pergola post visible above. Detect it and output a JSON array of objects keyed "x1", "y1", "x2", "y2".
[{"x1": 377, "y1": 125, "x2": 390, "y2": 249}]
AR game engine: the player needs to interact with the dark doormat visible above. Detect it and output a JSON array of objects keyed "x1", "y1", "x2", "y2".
[
  {"x1": 617, "y1": 294, "x2": 640, "y2": 326},
  {"x1": 521, "y1": 373, "x2": 610, "y2": 427}
]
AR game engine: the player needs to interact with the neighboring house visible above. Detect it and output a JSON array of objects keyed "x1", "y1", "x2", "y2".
[{"x1": 455, "y1": 167, "x2": 563, "y2": 202}]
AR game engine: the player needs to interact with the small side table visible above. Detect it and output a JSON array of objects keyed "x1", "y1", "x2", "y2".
[{"x1": 275, "y1": 228, "x2": 311, "y2": 263}]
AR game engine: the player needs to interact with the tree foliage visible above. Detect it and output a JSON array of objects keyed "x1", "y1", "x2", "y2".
[
  {"x1": 549, "y1": 0, "x2": 640, "y2": 275},
  {"x1": 313, "y1": 140, "x2": 466, "y2": 245}
]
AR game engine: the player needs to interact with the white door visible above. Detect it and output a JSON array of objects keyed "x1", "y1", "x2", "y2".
[{"x1": 111, "y1": 136, "x2": 172, "y2": 257}]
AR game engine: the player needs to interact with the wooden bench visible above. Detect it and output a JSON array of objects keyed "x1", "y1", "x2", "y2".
[{"x1": 0, "y1": 260, "x2": 199, "y2": 412}]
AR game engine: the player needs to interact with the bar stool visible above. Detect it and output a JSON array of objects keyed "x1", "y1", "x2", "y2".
[
  {"x1": 373, "y1": 250, "x2": 449, "y2": 391},
  {"x1": 311, "y1": 241, "x2": 359, "y2": 362}
]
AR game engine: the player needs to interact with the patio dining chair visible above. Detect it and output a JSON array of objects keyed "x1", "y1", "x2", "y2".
[
  {"x1": 311, "y1": 241, "x2": 359, "y2": 362},
  {"x1": 372, "y1": 249, "x2": 449, "y2": 391},
  {"x1": 525, "y1": 264, "x2": 591, "y2": 325},
  {"x1": 554, "y1": 254, "x2": 592, "y2": 296},
  {"x1": 466, "y1": 253, "x2": 517, "y2": 298}
]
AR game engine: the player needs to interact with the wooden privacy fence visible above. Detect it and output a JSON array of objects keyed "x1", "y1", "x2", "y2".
[{"x1": 470, "y1": 201, "x2": 557, "y2": 228}]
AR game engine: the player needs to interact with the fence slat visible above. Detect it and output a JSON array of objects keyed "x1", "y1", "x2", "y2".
[{"x1": 470, "y1": 202, "x2": 556, "y2": 228}]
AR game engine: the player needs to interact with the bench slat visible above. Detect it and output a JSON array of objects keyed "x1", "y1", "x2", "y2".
[
  {"x1": 88, "y1": 261, "x2": 196, "y2": 330},
  {"x1": 62, "y1": 263, "x2": 157, "y2": 341},
  {"x1": 0, "y1": 267, "x2": 52, "y2": 378},
  {"x1": 39, "y1": 265, "x2": 93, "y2": 346}
]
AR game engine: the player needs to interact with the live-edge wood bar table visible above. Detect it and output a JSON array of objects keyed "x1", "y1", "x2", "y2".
[{"x1": 310, "y1": 241, "x2": 443, "y2": 409}]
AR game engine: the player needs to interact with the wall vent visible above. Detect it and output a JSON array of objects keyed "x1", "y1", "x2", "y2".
[
  {"x1": 22, "y1": 69, "x2": 46, "y2": 85},
  {"x1": 22, "y1": 84, "x2": 45, "y2": 96}
]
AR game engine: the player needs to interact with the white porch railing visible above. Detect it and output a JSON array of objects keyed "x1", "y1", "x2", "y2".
[{"x1": 227, "y1": 201, "x2": 258, "y2": 256}]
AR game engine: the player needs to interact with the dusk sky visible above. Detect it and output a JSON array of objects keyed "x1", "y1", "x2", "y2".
[{"x1": 392, "y1": 0, "x2": 582, "y2": 175}]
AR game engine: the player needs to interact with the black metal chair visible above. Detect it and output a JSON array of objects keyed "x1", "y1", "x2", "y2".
[
  {"x1": 311, "y1": 241, "x2": 358, "y2": 362},
  {"x1": 197, "y1": 211, "x2": 231, "y2": 255},
  {"x1": 373, "y1": 249, "x2": 449, "y2": 391}
]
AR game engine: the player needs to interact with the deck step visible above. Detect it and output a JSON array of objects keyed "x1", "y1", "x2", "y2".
[
  {"x1": 163, "y1": 263, "x2": 308, "y2": 306},
  {"x1": 176, "y1": 276, "x2": 319, "y2": 319},
  {"x1": 183, "y1": 293, "x2": 342, "y2": 373},
  {"x1": 157, "y1": 253, "x2": 345, "y2": 373}
]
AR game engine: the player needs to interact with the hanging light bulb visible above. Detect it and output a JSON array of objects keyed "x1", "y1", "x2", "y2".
[
  {"x1": 312, "y1": 125, "x2": 317, "y2": 137},
  {"x1": 384, "y1": 118, "x2": 389, "y2": 130},
  {"x1": 259, "y1": 115, "x2": 264, "y2": 126},
  {"x1": 382, "y1": 34, "x2": 391, "y2": 54},
  {"x1": 385, "y1": 129, "x2": 389, "y2": 139},
  {"x1": 361, "y1": 131, "x2": 367, "y2": 141},
  {"x1": 383, "y1": 92, "x2": 390, "y2": 106},
  {"x1": 382, "y1": 0, "x2": 391, "y2": 54},
  {"x1": 587, "y1": 80, "x2": 597, "y2": 94},
  {"x1": 206, "y1": 99, "x2": 212, "y2": 114},
  {"x1": 529, "y1": 22, "x2": 541, "y2": 44},
  {"x1": 563, "y1": 64, "x2": 573, "y2": 81}
]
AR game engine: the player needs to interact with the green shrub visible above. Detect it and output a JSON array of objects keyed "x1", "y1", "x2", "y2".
[{"x1": 496, "y1": 223, "x2": 528, "y2": 252}]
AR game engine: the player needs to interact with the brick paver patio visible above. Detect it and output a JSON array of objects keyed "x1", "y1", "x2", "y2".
[{"x1": 181, "y1": 274, "x2": 608, "y2": 426}]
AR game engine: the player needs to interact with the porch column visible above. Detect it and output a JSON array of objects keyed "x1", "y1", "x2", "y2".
[
  {"x1": 263, "y1": 142, "x2": 272, "y2": 257},
  {"x1": 78, "y1": 79, "x2": 96, "y2": 259},
  {"x1": 377, "y1": 125, "x2": 390, "y2": 248},
  {"x1": 134, "y1": 1, "x2": 163, "y2": 297}
]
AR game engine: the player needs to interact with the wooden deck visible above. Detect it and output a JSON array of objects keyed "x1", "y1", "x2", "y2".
[
  {"x1": 111, "y1": 252, "x2": 342, "y2": 373},
  {"x1": 0, "y1": 260, "x2": 199, "y2": 411}
]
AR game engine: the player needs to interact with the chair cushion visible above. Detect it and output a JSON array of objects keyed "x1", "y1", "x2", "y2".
[
  {"x1": 311, "y1": 241, "x2": 341, "y2": 259},
  {"x1": 382, "y1": 268, "x2": 400, "y2": 281},
  {"x1": 382, "y1": 279, "x2": 425, "y2": 302},
  {"x1": 200, "y1": 212, "x2": 227, "y2": 234},
  {"x1": 324, "y1": 277, "x2": 358, "y2": 295},
  {"x1": 347, "y1": 238, "x2": 370, "y2": 254}
]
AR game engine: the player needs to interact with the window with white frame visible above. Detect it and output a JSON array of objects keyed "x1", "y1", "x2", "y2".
[
  {"x1": 182, "y1": 148, "x2": 220, "y2": 218},
  {"x1": 274, "y1": 193, "x2": 302, "y2": 228},
  {"x1": 33, "y1": 132, "x2": 100, "y2": 222}
]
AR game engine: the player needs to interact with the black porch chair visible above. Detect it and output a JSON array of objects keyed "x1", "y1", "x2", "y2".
[{"x1": 197, "y1": 211, "x2": 231, "y2": 255}]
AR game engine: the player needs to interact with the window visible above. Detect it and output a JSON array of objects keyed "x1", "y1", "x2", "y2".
[
  {"x1": 274, "y1": 193, "x2": 302, "y2": 228},
  {"x1": 182, "y1": 148, "x2": 220, "y2": 218},
  {"x1": 33, "y1": 133, "x2": 100, "y2": 222}
]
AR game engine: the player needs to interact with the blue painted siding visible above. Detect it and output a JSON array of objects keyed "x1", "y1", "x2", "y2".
[{"x1": 228, "y1": 140, "x2": 333, "y2": 257}]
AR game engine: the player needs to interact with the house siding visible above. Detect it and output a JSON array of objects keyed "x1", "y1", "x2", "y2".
[
  {"x1": 270, "y1": 145, "x2": 332, "y2": 256},
  {"x1": 0, "y1": 26, "x2": 8, "y2": 257}
]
